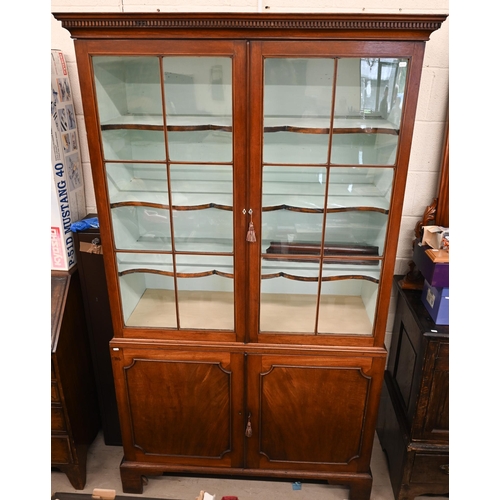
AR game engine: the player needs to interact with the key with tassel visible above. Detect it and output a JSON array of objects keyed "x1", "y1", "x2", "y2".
[{"x1": 246, "y1": 209, "x2": 256, "y2": 243}]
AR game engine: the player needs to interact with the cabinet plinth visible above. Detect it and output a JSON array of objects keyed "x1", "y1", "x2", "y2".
[{"x1": 54, "y1": 12, "x2": 446, "y2": 499}]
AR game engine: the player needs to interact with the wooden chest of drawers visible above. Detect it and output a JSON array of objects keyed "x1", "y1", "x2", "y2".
[
  {"x1": 376, "y1": 278, "x2": 449, "y2": 500},
  {"x1": 51, "y1": 269, "x2": 100, "y2": 489}
]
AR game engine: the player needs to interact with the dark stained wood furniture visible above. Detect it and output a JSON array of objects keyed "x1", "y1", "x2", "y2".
[
  {"x1": 73, "y1": 215, "x2": 122, "y2": 445},
  {"x1": 53, "y1": 12, "x2": 447, "y2": 499},
  {"x1": 51, "y1": 268, "x2": 100, "y2": 489},
  {"x1": 376, "y1": 277, "x2": 449, "y2": 499}
]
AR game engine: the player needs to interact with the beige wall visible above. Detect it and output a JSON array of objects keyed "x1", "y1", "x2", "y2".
[{"x1": 51, "y1": 1, "x2": 449, "y2": 346}]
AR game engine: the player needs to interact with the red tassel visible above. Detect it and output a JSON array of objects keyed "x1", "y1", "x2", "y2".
[{"x1": 246, "y1": 221, "x2": 256, "y2": 242}]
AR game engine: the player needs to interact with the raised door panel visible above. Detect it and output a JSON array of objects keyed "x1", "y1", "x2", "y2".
[
  {"x1": 246, "y1": 353, "x2": 385, "y2": 472},
  {"x1": 111, "y1": 345, "x2": 245, "y2": 468},
  {"x1": 414, "y1": 340, "x2": 449, "y2": 442}
]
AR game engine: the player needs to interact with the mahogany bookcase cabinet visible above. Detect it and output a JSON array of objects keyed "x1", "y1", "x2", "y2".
[{"x1": 53, "y1": 12, "x2": 446, "y2": 499}]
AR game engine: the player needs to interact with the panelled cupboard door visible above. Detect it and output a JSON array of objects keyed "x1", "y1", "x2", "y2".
[
  {"x1": 75, "y1": 39, "x2": 249, "y2": 343},
  {"x1": 245, "y1": 353, "x2": 386, "y2": 472},
  {"x1": 414, "y1": 339, "x2": 449, "y2": 442},
  {"x1": 110, "y1": 345, "x2": 245, "y2": 468}
]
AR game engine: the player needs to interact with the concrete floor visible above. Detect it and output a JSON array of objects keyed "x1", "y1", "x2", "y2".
[{"x1": 51, "y1": 432, "x2": 449, "y2": 499}]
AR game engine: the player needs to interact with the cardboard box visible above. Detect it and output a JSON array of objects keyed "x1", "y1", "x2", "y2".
[
  {"x1": 51, "y1": 49, "x2": 86, "y2": 270},
  {"x1": 422, "y1": 279, "x2": 449, "y2": 325},
  {"x1": 413, "y1": 242, "x2": 449, "y2": 288},
  {"x1": 422, "y1": 225, "x2": 448, "y2": 250}
]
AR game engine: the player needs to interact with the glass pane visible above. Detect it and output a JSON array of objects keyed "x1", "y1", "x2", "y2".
[
  {"x1": 262, "y1": 165, "x2": 326, "y2": 254},
  {"x1": 324, "y1": 211, "x2": 387, "y2": 253},
  {"x1": 117, "y1": 253, "x2": 176, "y2": 328},
  {"x1": 101, "y1": 129, "x2": 165, "y2": 161},
  {"x1": 93, "y1": 56, "x2": 163, "y2": 125},
  {"x1": 172, "y1": 208, "x2": 233, "y2": 253},
  {"x1": 260, "y1": 259, "x2": 319, "y2": 333},
  {"x1": 106, "y1": 163, "x2": 168, "y2": 205},
  {"x1": 170, "y1": 164, "x2": 233, "y2": 252},
  {"x1": 263, "y1": 58, "x2": 334, "y2": 164},
  {"x1": 112, "y1": 205, "x2": 171, "y2": 251},
  {"x1": 262, "y1": 210, "x2": 324, "y2": 255},
  {"x1": 176, "y1": 255, "x2": 234, "y2": 330},
  {"x1": 318, "y1": 263, "x2": 381, "y2": 335},
  {"x1": 93, "y1": 57, "x2": 166, "y2": 161},
  {"x1": 330, "y1": 133, "x2": 398, "y2": 165},
  {"x1": 333, "y1": 58, "x2": 408, "y2": 165},
  {"x1": 327, "y1": 167, "x2": 393, "y2": 211},
  {"x1": 170, "y1": 165, "x2": 232, "y2": 206},
  {"x1": 163, "y1": 57, "x2": 232, "y2": 162}
]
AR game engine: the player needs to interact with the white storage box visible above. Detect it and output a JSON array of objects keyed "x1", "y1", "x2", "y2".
[{"x1": 51, "y1": 49, "x2": 86, "y2": 270}]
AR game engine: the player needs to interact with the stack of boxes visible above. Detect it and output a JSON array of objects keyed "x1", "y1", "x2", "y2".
[
  {"x1": 412, "y1": 226, "x2": 449, "y2": 325},
  {"x1": 51, "y1": 49, "x2": 86, "y2": 270}
]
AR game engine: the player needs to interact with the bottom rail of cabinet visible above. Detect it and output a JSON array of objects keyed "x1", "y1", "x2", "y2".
[{"x1": 119, "y1": 459, "x2": 373, "y2": 499}]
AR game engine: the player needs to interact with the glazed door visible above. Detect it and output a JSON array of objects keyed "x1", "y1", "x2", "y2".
[
  {"x1": 111, "y1": 344, "x2": 245, "y2": 468},
  {"x1": 247, "y1": 41, "x2": 416, "y2": 345},
  {"x1": 245, "y1": 352, "x2": 386, "y2": 472},
  {"x1": 77, "y1": 39, "x2": 248, "y2": 342}
]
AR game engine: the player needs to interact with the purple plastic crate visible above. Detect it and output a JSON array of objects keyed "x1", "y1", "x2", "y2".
[
  {"x1": 413, "y1": 243, "x2": 449, "y2": 288},
  {"x1": 422, "y1": 279, "x2": 449, "y2": 325}
]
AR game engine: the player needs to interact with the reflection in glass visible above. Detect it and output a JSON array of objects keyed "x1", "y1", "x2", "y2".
[
  {"x1": 327, "y1": 167, "x2": 393, "y2": 211},
  {"x1": 163, "y1": 57, "x2": 232, "y2": 162},
  {"x1": 112, "y1": 205, "x2": 171, "y2": 251},
  {"x1": 263, "y1": 58, "x2": 334, "y2": 164},
  {"x1": 330, "y1": 133, "x2": 399, "y2": 165},
  {"x1": 332, "y1": 57, "x2": 408, "y2": 165}
]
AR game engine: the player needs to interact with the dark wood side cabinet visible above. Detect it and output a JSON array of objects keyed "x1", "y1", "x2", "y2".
[
  {"x1": 73, "y1": 215, "x2": 122, "y2": 445},
  {"x1": 377, "y1": 277, "x2": 449, "y2": 500},
  {"x1": 51, "y1": 268, "x2": 100, "y2": 489}
]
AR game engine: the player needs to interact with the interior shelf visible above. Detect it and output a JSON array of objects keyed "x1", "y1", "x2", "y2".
[{"x1": 125, "y1": 288, "x2": 373, "y2": 335}]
